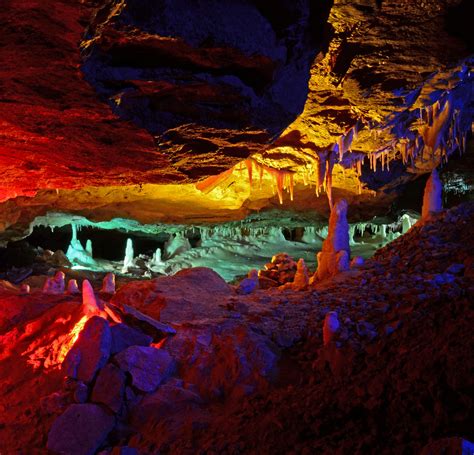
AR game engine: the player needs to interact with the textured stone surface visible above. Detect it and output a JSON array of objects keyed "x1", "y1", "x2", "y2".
[
  {"x1": 92, "y1": 363, "x2": 126, "y2": 413},
  {"x1": 110, "y1": 323, "x2": 153, "y2": 355},
  {"x1": 112, "y1": 267, "x2": 232, "y2": 323},
  {"x1": 81, "y1": 0, "x2": 331, "y2": 179},
  {"x1": 115, "y1": 346, "x2": 174, "y2": 393},
  {"x1": 63, "y1": 316, "x2": 112, "y2": 383},
  {"x1": 47, "y1": 403, "x2": 115, "y2": 455},
  {"x1": 0, "y1": 0, "x2": 472, "y2": 234}
]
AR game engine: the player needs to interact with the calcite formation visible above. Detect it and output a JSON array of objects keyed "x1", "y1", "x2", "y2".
[
  {"x1": 421, "y1": 169, "x2": 443, "y2": 220},
  {"x1": 315, "y1": 198, "x2": 350, "y2": 281}
]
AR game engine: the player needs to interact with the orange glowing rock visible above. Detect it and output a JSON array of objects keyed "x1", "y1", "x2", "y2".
[{"x1": 56, "y1": 315, "x2": 89, "y2": 365}]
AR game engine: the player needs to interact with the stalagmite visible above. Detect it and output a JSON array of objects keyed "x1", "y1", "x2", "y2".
[
  {"x1": 66, "y1": 223, "x2": 96, "y2": 267},
  {"x1": 152, "y1": 247, "x2": 163, "y2": 265},
  {"x1": 323, "y1": 311, "x2": 340, "y2": 346},
  {"x1": 67, "y1": 279, "x2": 80, "y2": 294},
  {"x1": 164, "y1": 233, "x2": 191, "y2": 259},
  {"x1": 85, "y1": 239, "x2": 93, "y2": 257},
  {"x1": 401, "y1": 214, "x2": 414, "y2": 233},
  {"x1": 421, "y1": 169, "x2": 443, "y2": 220},
  {"x1": 43, "y1": 271, "x2": 66, "y2": 294},
  {"x1": 20, "y1": 284, "x2": 30, "y2": 295},
  {"x1": 122, "y1": 238, "x2": 134, "y2": 273},
  {"x1": 291, "y1": 258, "x2": 309, "y2": 290},
  {"x1": 314, "y1": 199, "x2": 350, "y2": 281},
  {"x1": 81, "y1": 279, "x2": 103, "y2": 317},
  {"x1": 101, "y1": 273, "x2": 116, "y2": 294}
]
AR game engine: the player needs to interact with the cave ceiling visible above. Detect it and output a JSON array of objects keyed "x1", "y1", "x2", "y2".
[{"x1": 0, "y1": 0, "x2": 473, "y2": 235}]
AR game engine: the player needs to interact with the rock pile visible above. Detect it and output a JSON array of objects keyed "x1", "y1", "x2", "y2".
[
  {"x1": 258, "y1": 253, "x2": 298, "y2": 288},
  {"x1": 47, "y1": 308, "x2": 176, "y2": 454}
]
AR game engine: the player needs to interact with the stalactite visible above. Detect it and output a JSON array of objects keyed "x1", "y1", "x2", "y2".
[{"x1": 245, "y1": 158, "x2": 253, "y2": 187}]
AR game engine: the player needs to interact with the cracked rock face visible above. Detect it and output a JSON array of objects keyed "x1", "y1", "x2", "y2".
[
  {"x1": 81, "y1": 0, "x2": 331, "y2": 179},
  {"x1": 0, "y1": 0, "x2": 472, "y2": 232}
]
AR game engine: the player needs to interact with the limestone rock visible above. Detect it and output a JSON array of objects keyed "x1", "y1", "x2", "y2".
[
  {"x1": 63, "y1": 316, "x2": 112, "y2": 383},
  {"x1": 110, "y1": 323, "x2": 153, "y2": 355},
  {"x1": 101, "y1": 273, "x2": 116, "y2": 294},
  {"x1": 323, "y1": 311, "x2": 340, "y2": 346},
  {"x1": 47, "y1": 403, "x2": 115, "y2": 455},
  {"x1": 291, "y1": 258, "x2": 309, "y2": 290},
  {"x1": 421, "y1": 169, "x2": 443, "y2": 220},
  {"x1": 92, "y1": 364, "x2": 126, "y2": 413},
  {"x1": 237, "y1": 269, "x2": 259, "y2": 294},
  {"x1": 115, "y1": 346, "x2": 174, "y2": 393},
  {"x1": 111, "y1": 267, "x2": 231, "y2": 323},
  {"x1": 315, "y1": 199, "x2": 350, "y2": 281}
]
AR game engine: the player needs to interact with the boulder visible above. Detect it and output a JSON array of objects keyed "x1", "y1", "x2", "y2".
[
  {"x1": 47, "y1": 403, "x2": 115, "y2": 455},
  {"x1": 115, "y1": 346, "x2": 174, "y2": 393},
  {"x1": 63, "y1": 316, "x2": 112, "y2": 383},
  {"x1": 92, "y1": 364, "x2": 126, "y2": 413},
  {"x1": 110, "y1": 323, "x2": 153, "y2": 355},
  {"x1": 111, "y1": 267, "x2": 232, "y2": 323}
]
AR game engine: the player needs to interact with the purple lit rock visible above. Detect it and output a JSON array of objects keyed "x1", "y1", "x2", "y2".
[
  {"x1": 115, "y1": 346, "x2": 174, "y2": 393},
  {"x1": 63, "y1": 316, "x2": 112, "y2": 383},
  {"x1": 47, "y1": 403, "x2": 115, "y2": 455},
  {"x1": 110, "y1": 323, "x2": 153, "y2": 355},
  {"x1": 92, "y1": 364, "x2": 126, "y2": 413}
]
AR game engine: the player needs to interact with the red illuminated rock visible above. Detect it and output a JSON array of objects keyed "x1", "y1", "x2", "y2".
[
  {"x1": 63, "y1": 316, "x2": 112, "y2": 383},
  {"x1": 112, "y1": 267, "x2": 232, "y2": 323}
]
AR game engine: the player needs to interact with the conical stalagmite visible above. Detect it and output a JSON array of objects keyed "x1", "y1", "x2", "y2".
[
  {"x1": 323, "y1": 311, "x2": 340, "y2": 346},
  {"x1": 101, "y1": 273, "x2": 116, "y2": 294},
  {"x1": 122, "y1": 238, "x2": 134, "y2": 273},
  {"x1": 81, "y1": 279, "x2": 103, "y2": 317},
  {"x1": 67, "y1": 279, "x2": 80, "y2": 294},
  {"x1": 421, "y1": 169, "x2": 443, "y2": 220},
  {"x1": 292, "y1": 258, "x2": 309, "y2": 290},
  {"x1": 314, "y1": 199, "x2": 350, "y2": 281}
]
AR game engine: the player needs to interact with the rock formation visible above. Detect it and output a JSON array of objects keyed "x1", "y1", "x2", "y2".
[
  {"x1": 122, "y1": 239, "x2": 135, "y2": 273},
  {"x1": 421, "y1": 169, "x2": 443, "y2": 220},
  {"x1": 314, "y1": 199, "x2": 350, "y2": 281},
  {"x1": 291, "y1": 258, "x2": 310, "y2": 290},
  {"x1": 101, "y1": 273, "x2": 116, "y2": 294},
  {"x1": 323, "y1": 311, "x2": 340, "y2": 346},
  {"x1": 67, "y1": 279, "x2": 80, "y2": 294}
]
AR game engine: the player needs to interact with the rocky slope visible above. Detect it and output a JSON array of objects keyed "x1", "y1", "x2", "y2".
[{"x1": 0, "y1": 202, "x2": 472, "y2": 453}]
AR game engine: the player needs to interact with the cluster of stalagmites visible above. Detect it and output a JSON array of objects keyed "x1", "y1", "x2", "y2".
[
  {"x1": 242, "y1": 168, "x2": 443, "y2": 292},
  {"x1": 39, "y1": 167, "x2": 445, "y2": 453}
]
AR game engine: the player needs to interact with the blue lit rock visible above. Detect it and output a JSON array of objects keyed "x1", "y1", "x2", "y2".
[
  {"x1": 110, "y1": 323, "x2": 153, "y2": 355},
  {"x1": 91, "y1": 363, "x2": 126, "y2": 413},
  {"x1": 115, "y1": 346, "x2": 174, "y2": 393},
  {"x1": 47, "y1": 403, "x2": 115, "y2": 455}
]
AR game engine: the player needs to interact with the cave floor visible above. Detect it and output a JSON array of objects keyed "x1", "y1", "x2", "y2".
[{"x1": 0, "y1": 203, "x2": 473, "y2": 454}]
